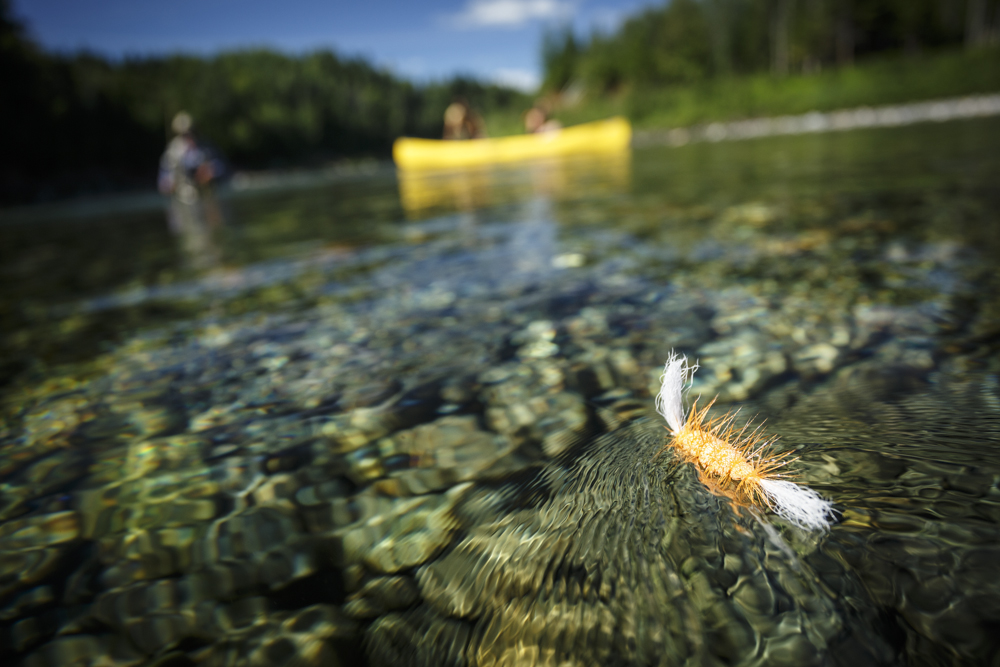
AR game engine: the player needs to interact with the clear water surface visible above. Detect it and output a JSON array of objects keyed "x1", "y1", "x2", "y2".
[{"x1": 1, "y1": 118, "x2": 999, "y2": 667}]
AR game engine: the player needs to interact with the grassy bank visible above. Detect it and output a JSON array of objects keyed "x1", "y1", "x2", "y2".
[{"x1": 488, "y1": 47, "x2": 1000, "y2": 134}]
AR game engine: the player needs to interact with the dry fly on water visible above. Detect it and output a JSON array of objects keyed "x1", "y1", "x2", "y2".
[{"x1": 655, "y1": 351, "x2": 835, "y2": 530}]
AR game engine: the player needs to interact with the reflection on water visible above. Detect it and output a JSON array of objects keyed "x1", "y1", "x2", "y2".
[
  {"x1": 0, "y1": 119, "x2": 999, "y2": 666},
  {"x1": 166, "y1": 189, "x2": 226, "y2": 272},
  {"x1": 397, "y1": 151, "x2": 630, "y2": 217}
]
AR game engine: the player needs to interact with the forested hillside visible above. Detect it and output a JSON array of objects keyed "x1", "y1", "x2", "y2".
[{"x1": 542, "y1": 0, "x2": 998, "y2": 92}]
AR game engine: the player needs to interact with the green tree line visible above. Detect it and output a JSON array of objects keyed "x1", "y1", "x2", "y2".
[
  {"x1": 0, "y1": 0, "x2": 529, "y2": 205},
  {"x1": 543, "y1": 0, "x2": 999, "y2": 92}
]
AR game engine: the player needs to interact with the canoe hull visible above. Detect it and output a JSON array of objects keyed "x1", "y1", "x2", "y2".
[{"x1": 393, "y1": 117, "x2": 632, "y2": 170}]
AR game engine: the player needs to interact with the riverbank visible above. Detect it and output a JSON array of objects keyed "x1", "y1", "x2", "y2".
[
  {"x1": 485, "y1": 47, "x2": 1000, "y2": 136},
  {"x1": 633, "y1": 93, "x2": 1000, "y2": 147},
  {"x1": 5, "y1": 47, "x2": 997, "y2": 218}
]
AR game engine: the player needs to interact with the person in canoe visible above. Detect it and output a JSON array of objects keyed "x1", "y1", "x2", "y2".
[
  {"x1": 443, "y1": 98, "x2": 487, "y2": 140},
  {"x1": 524, "y1": 105, "x2": 561, "y2": 134}
]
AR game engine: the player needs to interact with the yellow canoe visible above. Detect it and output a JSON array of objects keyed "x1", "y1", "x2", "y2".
[{"x1": 393, "y1": 117, "x2": 631, "y2": 170}]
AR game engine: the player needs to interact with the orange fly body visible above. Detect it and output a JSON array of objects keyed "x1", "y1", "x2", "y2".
[
  {"x1": 656, "y1": 352, "x2": 835, "y2": 531},
  {"x1": 669, "y1": 397, "x2": 788, "y2": 509}
]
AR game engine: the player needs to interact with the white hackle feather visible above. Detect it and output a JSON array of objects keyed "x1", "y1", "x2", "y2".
[
  {"x1": 758, "y1": 478, "x2": 835, "y2": 531},
  {"x1": 655, "y1": 351, "x2": 698, "y2": 434}
]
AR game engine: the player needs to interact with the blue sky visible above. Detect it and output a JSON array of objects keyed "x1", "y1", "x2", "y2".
[{"x1": 11, "y1": 0, "x2": 654, "y2": 90}]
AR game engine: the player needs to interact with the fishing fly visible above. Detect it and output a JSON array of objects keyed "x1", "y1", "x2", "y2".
[{"x1": 655, "y1": 351, "x2": 835, "y2": 530}]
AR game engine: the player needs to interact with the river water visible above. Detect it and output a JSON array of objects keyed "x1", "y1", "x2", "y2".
[{"x1": 1, "y1": 117, "x2": 999, "y2": 666}]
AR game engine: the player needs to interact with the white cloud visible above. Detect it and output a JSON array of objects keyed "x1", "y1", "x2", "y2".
[
  {"x1": 492, "y1": 67, "x2": 540, "y2": 91},
  {"x1": 450, "y1": 0, "x2": 575, "y2": 29}
]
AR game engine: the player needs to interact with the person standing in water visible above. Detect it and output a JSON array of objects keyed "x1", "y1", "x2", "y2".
[{"x1": 158, "y1": 112, "x2": 226, "y2": 270}]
